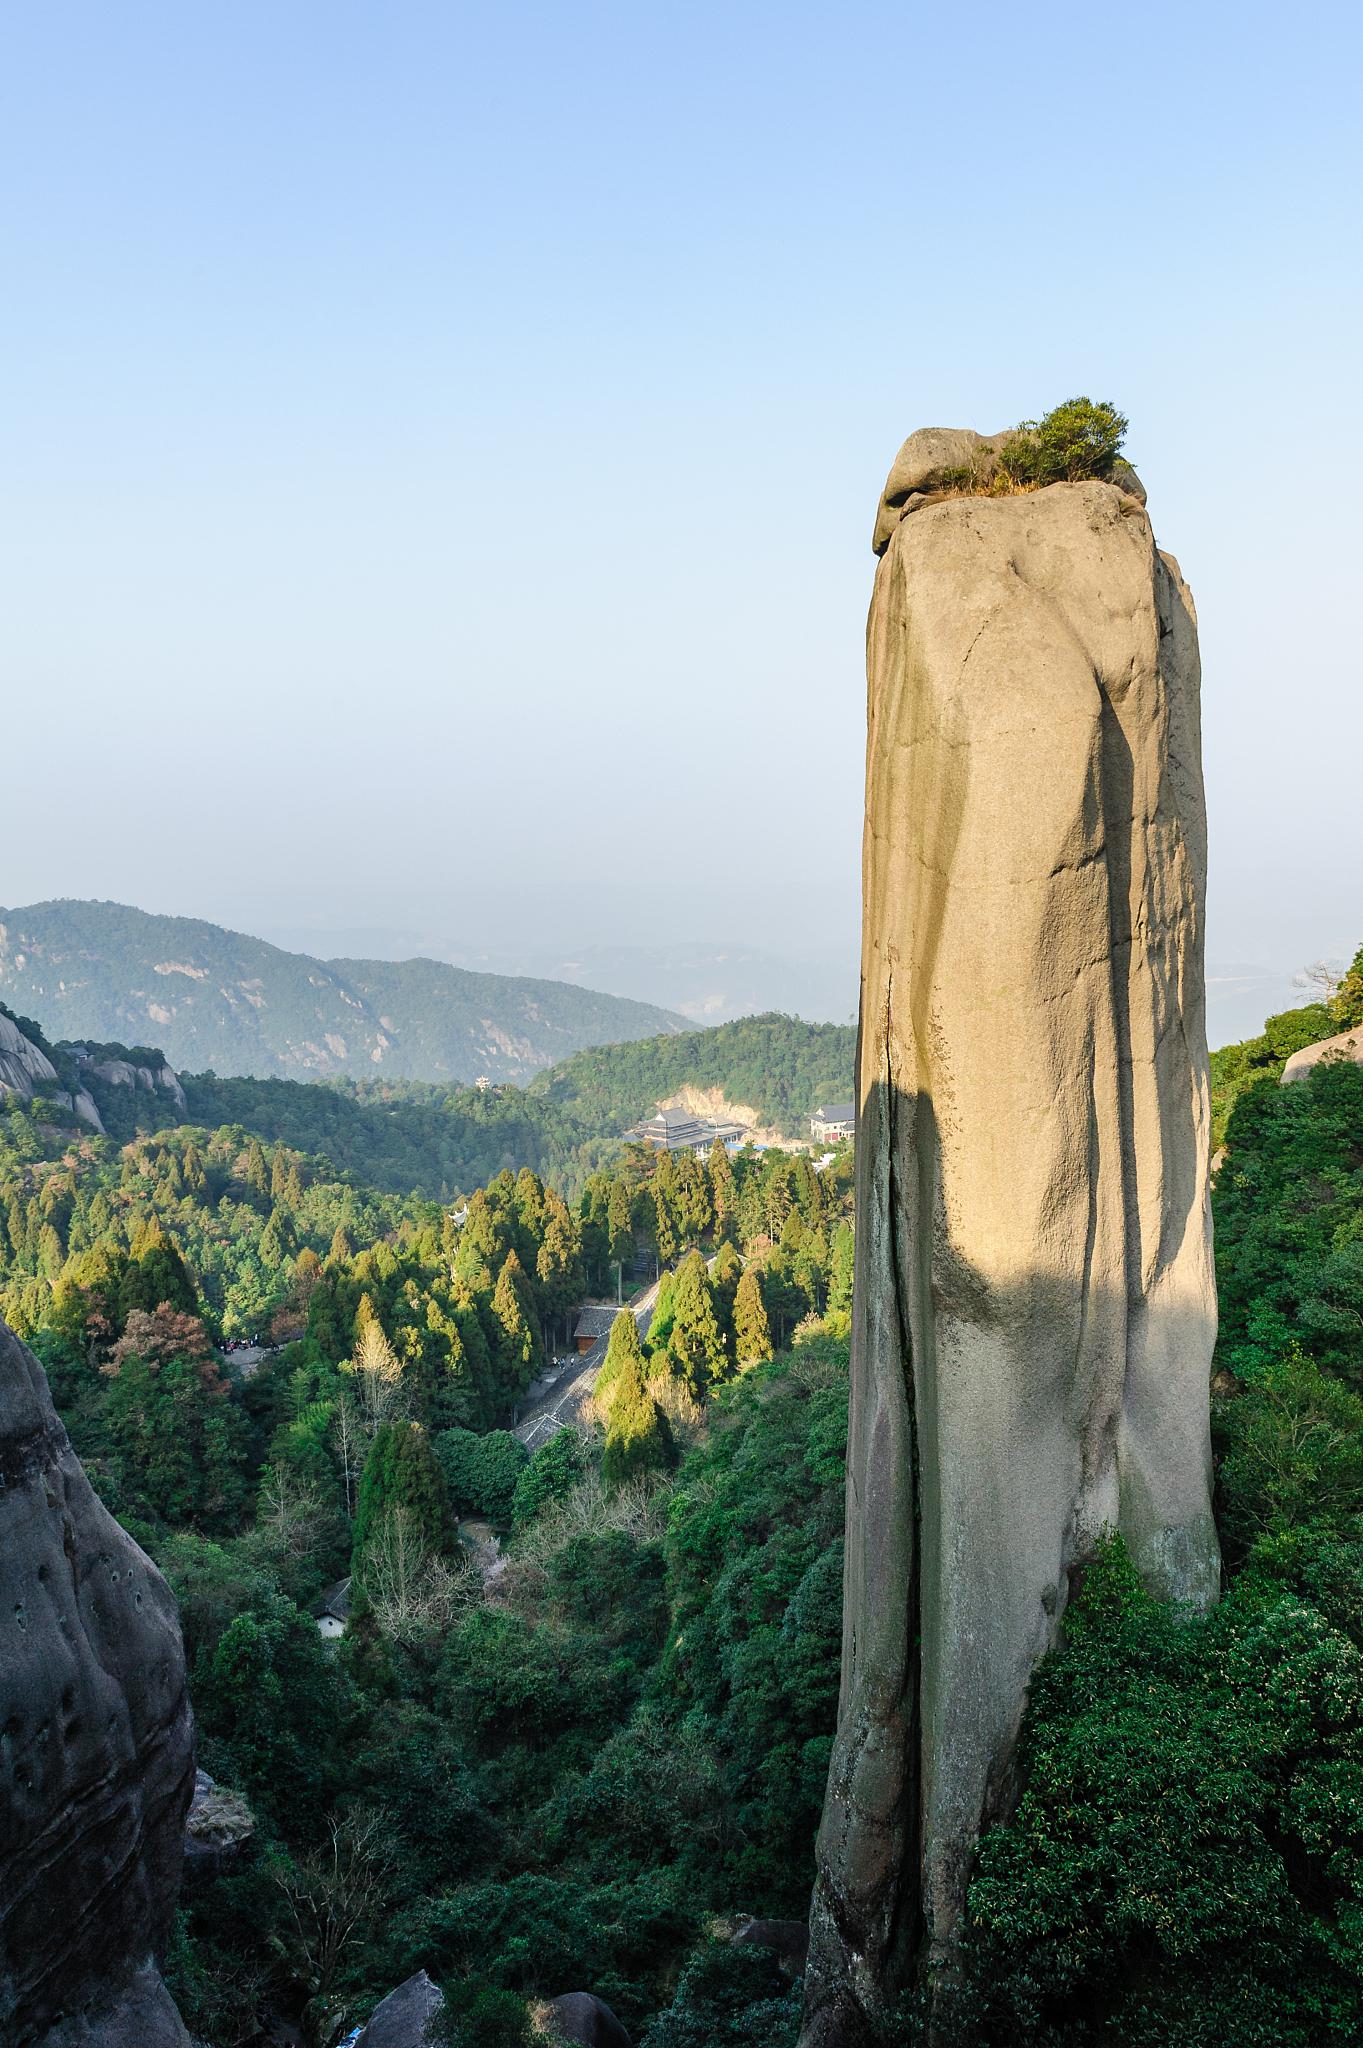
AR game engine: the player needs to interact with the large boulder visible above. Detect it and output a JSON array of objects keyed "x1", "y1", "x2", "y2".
[
  {"x1": 354, "y1": 1971, "x2": 445, "y2": 2048},
  {"x1": 1281, "y1": 1024, "x2": 1363, "y2": 1082},
  {"x1": 540, "y1": 1992, "x2": 633, "y2": 2047},
  {"x1": 801, "y1": 462, "x2": 1219, "y2": 2043},
  {"x1": 730, "y1": 1916, "x2": 809, "y2": 1977},
  {"x1": 0, "y1": 1316, "x2": 195, "y2": 2047},
  {"x1": 182, "y1": 1768, "x2": 255, "y2": 1887},
  {"x1": 871, "y1": 424, "x2": 1146, "y2": 556}
]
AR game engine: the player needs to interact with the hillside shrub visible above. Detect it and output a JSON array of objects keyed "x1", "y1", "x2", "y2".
[{"x1": 953, "y1": 1537, "x2": 1363, "y2": 2046}]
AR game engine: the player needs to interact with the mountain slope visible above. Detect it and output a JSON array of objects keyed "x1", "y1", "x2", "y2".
[
  {"x1": 530, "y1": 1011, "x2": 856, "y2": 1137},
  {"x1": 0, "y1": 901, "x2": 684, "y2": 1084}
]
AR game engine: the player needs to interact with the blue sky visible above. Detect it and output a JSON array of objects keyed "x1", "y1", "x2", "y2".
[{"x1": 2, "y1": 2, "x2": 1359, "y2": 1026}]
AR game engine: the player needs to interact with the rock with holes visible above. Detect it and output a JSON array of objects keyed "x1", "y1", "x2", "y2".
[
  {"x1": 0, "y1": 1315, "x2": 195, "y2": 2047},
  {"x1": 801, "y1": 463, "x2": 1219, "y2": 2044}
]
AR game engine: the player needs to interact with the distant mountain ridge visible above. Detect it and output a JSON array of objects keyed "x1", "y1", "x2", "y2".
[{"x1": 0, "y1": 900, "x2": 685, "y2": 1084}]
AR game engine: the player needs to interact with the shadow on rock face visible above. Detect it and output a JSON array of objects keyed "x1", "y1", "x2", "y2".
[{"x1": 0, "y1": 1316, "x2": 196, "y2": 2048}]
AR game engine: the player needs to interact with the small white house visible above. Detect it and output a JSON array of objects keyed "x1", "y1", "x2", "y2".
[
  {"x1": 314, "y1": 1577, "x2": 351, "y2": 1639},
  {"x1": 810, "y1": 1102, "x2": 855, "y2": 1144}
]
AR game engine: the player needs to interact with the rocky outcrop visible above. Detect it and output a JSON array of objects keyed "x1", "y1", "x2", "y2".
[
  {"x1": 802, "y1": 449, "x2": 1219, "y2": 2043},
  {"x1": 354, "y1": 1971, "x2": 445, "y2": 2047},
  {"x1": 730, "y1": 1916, "x2": 809, "y2": 1978},
  {"x1": 0, "y1": 1316, "x2": 195, "y2": 2047},
  {"x1": 71, "y1": 1053, "x2": 188, "y2": 1117},
  {"x1": 0, "y1": 1012, "x2": 107, "y2": 1133},
  {"x1": 1281, "y1": 1024, "x2": 1363, "y2": 1083},
  {"x1": 540, "y1": 1993, "x2": 633, "y2": 2047},
  {"x1": 0, "y1": 1008, "x2": 61, "y2": 1100},
  {"x1": 871, "y1": 424, "x2": 1145, "y2": 555},
  {"x1": 182, "y1": 1768, "x2": 255, "y2": 1887}
]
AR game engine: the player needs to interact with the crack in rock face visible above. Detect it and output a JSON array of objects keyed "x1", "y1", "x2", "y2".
[
  {"x1": 0, "y1": 1316, "x2": 195, "y2": 2048},
  {"x1": 800, "y1": 445, "x2": 1220, "y2": 2047}
]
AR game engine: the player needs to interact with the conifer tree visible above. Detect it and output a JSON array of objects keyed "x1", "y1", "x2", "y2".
[
  {"x1": 652, "y1": 1155, "x2": 680, "y2": 1264},
  {"x1": 601, "y1": 1354, "x2": 672, "y2": 1487},
  {"x1": 346, "y1": 1312, "x2": 405, "y2": 1427},
  {"x1": 711, "y1": 1240, "x2": 743, "y2": 1354},
  {"x1": 648, "y1": 1267, "x2": 677, "y2": 1353},
  {"x1": 244, "y1": 1139, "x2": 270, "y2": 1200},
  {"x1": 708, "y1": 1139, "x2": 739, "y2": 1240},
  {"x1": 596, "y1": 1306, "x2": 648, "y2": 1407},
  {"x1": 122, "y1": 1216, "x2": 198, "y2": 1321},
  {"x1": 606, "y1": 1177, "x2": 634, "y2": 1275},
  {"x1": 536, "y1": 1199, "x2": 584, "y2": 1347},
  {"x1": 665, "y1": 1249, "x2": 728, "y2": 1393},
  {"x1": 352, "y1": 1418, "x2": 449, "y2": 1565},
  {"x1": 734, "y1": 1268, "x2": 774, "y2": 1366},
  {"x1": 492, "y1": 1249, "x2": 542, "y2": 1393}
]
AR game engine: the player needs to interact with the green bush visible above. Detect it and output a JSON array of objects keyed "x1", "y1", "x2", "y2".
[
  {"x1": 953, "y1": 1537, "x2": 1363, "y2": 2046},
  {"x1": 640, "y1": 1940, "x2": 802, "y2": 2047},
  {"x1": 511, "y1": 1426, "x2": 592, "y2": 1525},
  {"x1": 1216, "y1": 1351, "x2": 1363, "y2": 1561},
  {"x1": 994, "y1": 397, "x2": 1128, "y2": 488},
  {"x1": 432, "y1": 1979, "x2": 535, "y2": 2048},
  {"x1": 433, "y1": 1426, "x2": 528, "y2": 1523}
]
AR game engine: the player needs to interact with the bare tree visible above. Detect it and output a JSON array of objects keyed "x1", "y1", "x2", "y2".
[
  {"x1": 330, "y1": 1391, "x2": 364, "y2": 1521},
  {"x1": 255, "y1": 1463, "x2": 326, "y2": 1567},
  {"x1": 1296, "y1": 959, "x2": 1343, "y2": 1003},
  {"x1": 364, "y1": 1505, "x2": 476, "y2": 1645},
  {"x1": 270, "y1": 1810, "x2": 397, "y2": 2046}
]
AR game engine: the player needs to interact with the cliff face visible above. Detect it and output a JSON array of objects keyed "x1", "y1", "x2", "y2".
[
  {"x1": 0, "y1": 1011, "x2": 106, "y2": 1134},
  {"x1": 0, "y1": 1316, "x2": 194, "y2": 2047},
  {"x1": 802, "y1": 449, "x2": 1220, "y2": 2043}
]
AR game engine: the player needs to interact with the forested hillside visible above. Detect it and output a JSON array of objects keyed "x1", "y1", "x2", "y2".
[
  {"x1": 4, "y1": 958, "x2": 1361, "y2": 2043},
  {"x1": 179, "y1": 1071, "x2": 616, "y2": 1199},
  {"x1": 0, "y1": 900, "x2": 683, "y2": 1083},
  {"x1": 1, "y1": 1005, "x2": 863, "y2": 1203},
  {"x1": 2, "y1": 1044, "x2": 853, "y2": 2041},
  {"x1": 529, "y1": 1012, "x2": 856, "y2": 1137}
]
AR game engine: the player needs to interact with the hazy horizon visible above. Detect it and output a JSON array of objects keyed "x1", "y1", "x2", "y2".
[{"x1": 3, "y1": 3, "x2": 1359, "y2": 1042}]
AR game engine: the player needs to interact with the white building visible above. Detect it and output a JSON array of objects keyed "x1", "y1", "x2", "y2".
[{"x1": 809, "y1": 1102, "x2": 855, "y2": 1144}]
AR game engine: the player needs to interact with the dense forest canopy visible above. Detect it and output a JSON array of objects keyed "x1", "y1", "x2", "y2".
[{"x1": 528, "y1": 1012, "x2": 856, "y2": 1137}]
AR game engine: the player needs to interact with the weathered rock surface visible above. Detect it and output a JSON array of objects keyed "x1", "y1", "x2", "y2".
[
  {"x1": 0, "y1": 1315, "x2": 195, "y2": 2048},
  {"x1": 0, "y1": 1008, "x2": 61, "y2": 1102},
  {"x1": 871, "y1": 425, "x2": 1146, "y2": 557},
  {"x1": 182, "y1": 1767, "x2": 255, "y2": 1887},
  {"x1": 72, "y1": 1052, "x2": 188, "y2": 1116},
  {"x1": 1281, "y1": 1024, "x2": 1363, "y2": 1083},
  {"x1": 354, "y1": 1971, "x2": 444, "y2": 2048},
  {"x1": 802, "y1": 459, "x2": 1219, "y2": 2043},
  {"x1": 0, "y1": 1012, "x2": 109, "y2": 1133},
  {"x1": 540, "y1": 1992, "x2": 633, "y2": 2047},
  {"x1": 730, "y1": 1916, "x2": 810, "y2": 1976}
]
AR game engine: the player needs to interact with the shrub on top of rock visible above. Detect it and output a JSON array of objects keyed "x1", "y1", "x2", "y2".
[{"x1": 994, "y1": 396, "x2": 1128, "y2": 487}]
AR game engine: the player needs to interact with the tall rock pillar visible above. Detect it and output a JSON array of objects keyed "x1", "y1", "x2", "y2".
[
  {"x1": 0, "y1": 1316, "x2": 195, "y2": 2047},
  {"x1": 801, "y1": 440, "x2": 1221, "y2": 2045}
]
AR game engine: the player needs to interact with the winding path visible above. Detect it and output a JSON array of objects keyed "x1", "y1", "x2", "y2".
[{"x1": 514, "y1": 1277, "x2": 661, "y2": 1452}]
